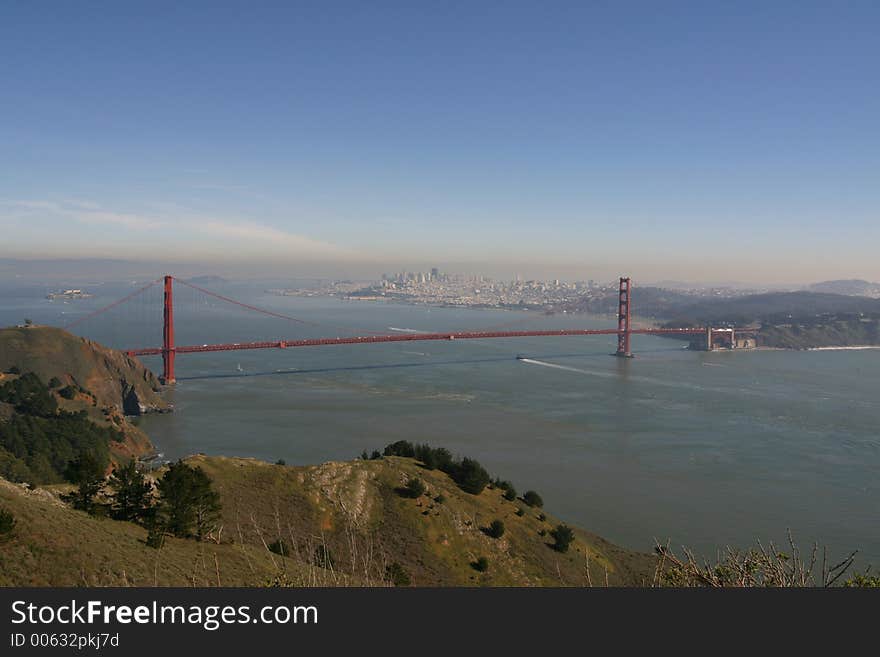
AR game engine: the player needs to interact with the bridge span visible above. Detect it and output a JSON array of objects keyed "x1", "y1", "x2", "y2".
[{"x1": 65, "y1": 274, "x2": 750, "y2": 384}]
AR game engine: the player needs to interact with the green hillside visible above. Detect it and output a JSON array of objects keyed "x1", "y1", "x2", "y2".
[{"x1": 0, "y1": 454, "x2": 655, "y2": 586}]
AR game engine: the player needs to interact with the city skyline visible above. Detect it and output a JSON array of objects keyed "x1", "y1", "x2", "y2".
[{"x1": 2, "y1": 2, "x2": 878, "y2": 283}]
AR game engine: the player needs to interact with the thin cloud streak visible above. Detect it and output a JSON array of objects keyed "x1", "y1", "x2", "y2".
[{"x1": 0, "y1": 199, "x2": 357, "y2": 261}]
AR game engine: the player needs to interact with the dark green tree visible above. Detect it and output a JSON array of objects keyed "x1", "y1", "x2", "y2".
[
  {"x1": 523, "y1": 490, "x2": 544, "y2": 508},
  {"x1": 486, "y1": 519, "x2": 505, "y2": 539},
  {"x1": 0, "y1": 506, "x2": 15, "y2": 540},
  {"x1": 551, "y1": 524, "x2": 575, "y2": 553},
  {"x1": 0, "y1": 372, "x2": 58, "y2": 417},
  {"x1": 383, "y1": 440, "x2": 415, "y2": 457},
  {"x1": 472, "y1": 556, "x2": 489, "y2": 572},
  {"x1": 450, "y1": 457, "x2": 490, "y2": 495},
  {"x1": 386, "y1": 562, "x2": 411, "y2": 586},
  {"x1": 156, "y1": 461, "x2": 221, "y2": 540},
  {"x1": 65, "y1": 452, "x2": 106, "y2": 513},
  {"x1": 108, "y1": 460, "x2": 153, "y2": 522}
]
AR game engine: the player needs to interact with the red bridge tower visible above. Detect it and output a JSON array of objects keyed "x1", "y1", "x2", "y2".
[
  {"x1": 616, "y1": 276, "x2": 633, "y2": 358},
  {"x1": 161, "y1": 275, "x2": 176, "y2": 384}
]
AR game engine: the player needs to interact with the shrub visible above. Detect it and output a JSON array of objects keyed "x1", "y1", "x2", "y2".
[
  {"x1": 6, "y1": 365, "x2": 20, "y2": 375},
  {"x1": 655, "y1": 538, "x2": 863, "y2": 587},
  {"x1": 58, "y1": 385, "x2": 77, "y2": 400},
  {"x1": 472, "y1": 556, "x2": 489, "y2": 572},
  {"x1": 360, "y1": 450, "x2": 369, "y2": 460},
  {"x1": 486, "y1": 519, "x2": 505, "y2": 539},
  {"x1": 370, "y1": 450, "x2": 382, "y2": 460},
  {"x1": 515, "y1": 508, "x2": 524, "y2": 517},
  {"x1": 0, "y1": 507, "x2": 15, "y2": 539},
  {"x1": 48, "y1": 377, "x2": 62, "y2": 388},
  {"x1": 538, "y1": 513, "x2": 546, "y2": 522},
  {"x1": 434, "y1": 494, "x2": 446, "y2": 504},
  {"x1": 268, "y1": 538, "x2": 291, "y2": 557},
  {"x1": 275, "y1": 459, "x2": 286, "y2": 466},
  {"x1": 523, "y1": 490, "x2": 544, "y2": 508},
  {"x1": 403, "y1": 477, "x2": 426, "y2": 498},
  {"x1": 386, "y1": 562, "x2": 411, "y2": 586},
  {"x1": 503, "y1": 486, "x2": 517, "y2": 501},
  {"x1": 843, "y1": 573, "x2": 880, "y2": 588},
  {"x1": 551, "y1": 524, "x2": 575, "y2": 553},
  {"x1": 314, "y1": 545, "x2": 334, "y2": 569}
]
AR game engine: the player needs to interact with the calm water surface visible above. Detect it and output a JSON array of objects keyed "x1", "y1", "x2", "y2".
[{"x1": 3, "y1": 280, "x2": 878, "y2": 566}]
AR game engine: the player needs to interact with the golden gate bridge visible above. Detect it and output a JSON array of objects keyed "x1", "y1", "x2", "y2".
[{"x1": 64, "y1": 275, "x2": 742, "y2": 384}]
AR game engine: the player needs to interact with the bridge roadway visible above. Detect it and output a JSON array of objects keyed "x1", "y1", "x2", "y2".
[{"x1": 125, "y1": 327, "x2": 706, "y2": 357}]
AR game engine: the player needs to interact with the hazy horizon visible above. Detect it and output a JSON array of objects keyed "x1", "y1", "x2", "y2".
[
  {"x1": 1, "y1": 255, "x2": 876, "y2": 291},
  {"x1": 2, "y1": 3, "x2": 878, "y2": 284}
]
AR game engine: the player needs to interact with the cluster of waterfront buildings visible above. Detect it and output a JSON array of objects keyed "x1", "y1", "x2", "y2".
[
  {"x1": 355, "y1": 269, "x2": 612, "y2": 310},
  {"x1": 46, "y1": 289, "x2": 92, "y2": 300}
]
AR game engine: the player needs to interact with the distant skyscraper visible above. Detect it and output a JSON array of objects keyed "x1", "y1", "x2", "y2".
[{"x1": 431, "y1": 267, "x2": 439, "y2": 280}]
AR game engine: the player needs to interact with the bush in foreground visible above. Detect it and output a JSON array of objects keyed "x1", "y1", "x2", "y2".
[
  {"x1": 522, "y1": 490, "x2": 544, "y2": 508},
  {"x1": 0, "y1": 507, "x2": 15, "y2": 539},
  {"x1": 403, "y1": 477, "x2": 426, "y2": 498},
  {"x1": 486, "y1": 519, "x2": 505, "y2": 539},
  {"x1": 386, "y1": 562, "x2": 411, "y2": 586},
  {"x1": 472, "y1": 556, "x2": 489, "y2": 572},
  {"x1": 268, "y1": 538, "x2": 291, "y2": 557},
  {"x1": 550, "y1": 524, "x2": 575, "y2": 553},
  {"x1": 654, "y1": 536, "x2": 866, "y2": 587}
]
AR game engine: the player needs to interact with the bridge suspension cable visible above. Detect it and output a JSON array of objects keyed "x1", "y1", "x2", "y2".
[
  {"x1": 63, "y1": 278, "x2": 162, "y2": 330},
  {"x1": 171, "y1": 277, "x2": 387, "y2": 335}
]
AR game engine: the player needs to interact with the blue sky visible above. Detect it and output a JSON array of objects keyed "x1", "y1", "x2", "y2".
[{"x1": 1, "y1": 1, "x2": 878, "y2": 282}]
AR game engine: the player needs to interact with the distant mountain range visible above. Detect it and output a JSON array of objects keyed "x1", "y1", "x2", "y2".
[
  {"x1": 806, "y1": 280, "x2": 880, "y2": 298},
  {"x1": 564, "y1": 286, "x2": 880, "y2": 325}
]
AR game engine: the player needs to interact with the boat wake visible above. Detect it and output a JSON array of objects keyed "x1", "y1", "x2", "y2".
[
  {"x1": 517, "y1": 357, "x2": 768, "y2": 398},
  {"x1": 388, "y1": 327, "x2": 426, "y2": 333},
  {"x1": 517, "y1": 358, "x2": 615, "y2": 378}
]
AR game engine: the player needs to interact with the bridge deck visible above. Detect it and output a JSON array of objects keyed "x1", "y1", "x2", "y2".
[{"x1": 125, "y1": 327, "x2": 706, "y2": 356}]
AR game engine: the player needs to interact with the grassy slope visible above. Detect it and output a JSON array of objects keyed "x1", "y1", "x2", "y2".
[{"x1": 0, "y1": 455, "x2": 655, "y2": 587}]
